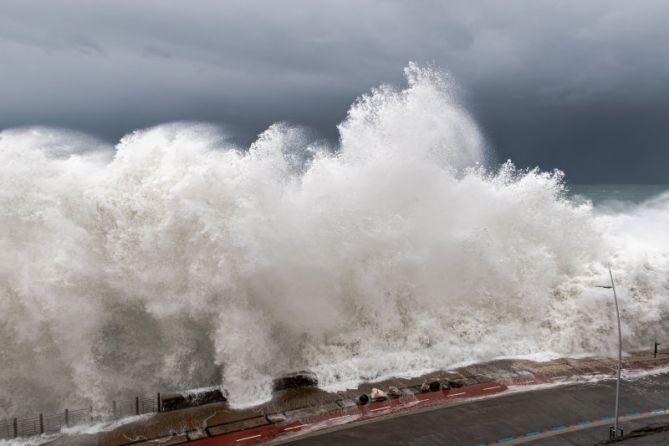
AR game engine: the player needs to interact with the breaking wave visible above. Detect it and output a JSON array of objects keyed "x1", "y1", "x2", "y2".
[{"x1": 1, "y1": 63, "x2": 668, "y2": 414}]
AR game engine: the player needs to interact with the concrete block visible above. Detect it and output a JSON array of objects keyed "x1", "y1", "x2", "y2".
[
  {"x1": 273, "y1": 371, "x2": 318, "y2": 392},
  {"x1": 161, "y1": 389, "x2": 226, "y2": 412}
]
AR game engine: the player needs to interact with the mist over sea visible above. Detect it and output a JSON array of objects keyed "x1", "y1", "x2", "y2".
[{"x1": 1, "y1": 65, "x2": 668, "y2": 417}]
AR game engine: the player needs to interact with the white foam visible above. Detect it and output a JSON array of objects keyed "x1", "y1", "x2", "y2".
[{"x1": 0, "y1": 64, "x2": 668, "y2": 413}]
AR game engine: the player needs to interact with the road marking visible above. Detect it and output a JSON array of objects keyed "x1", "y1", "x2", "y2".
[
  {"x1": 400, "y1": 401, "x2": 423, "y2": 409},
  {"x1": 483, "y1": 386, "x2": 502, "y2": 391},
  {"x1": 283, "y1": 424, "x2": 307, "y2": 431},
  {"x1": 369, "y1": 406, "x2": 390, "y2": 412},
  {"x1": 330, "y1": 415, "x2": 354, "y2": 421},
  {"x1": 448, "y1": 392, "x2": 466, "y2": 397},
  {"x1": 479, "y1": 406, "x2": 669, "y2": 445},
  {"x1": 236, "y1": 434, "x2": 262, "y2": 442}
]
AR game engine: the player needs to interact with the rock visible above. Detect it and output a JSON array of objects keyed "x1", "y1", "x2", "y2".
[
  {"x1": 442, "y1": 378, "x2": 450, "y2": 389},
  {"x1": 420, "y1": 382, "x2": 430, "y2": 393},
  {"x1": 272, "y1": 371, "x2": 318, "y2": 392},
  {"x1": 337, "y1": 399, "x2": 357, "y2": 408},
  {"x1": 266, "y1": 413, "x2": 287, "y2": 423},
  {"x1": 429, "y1": 380, "x2": 441, "y2": 392},
  {"x1": 358, "y1": 393, "x2": 370, "y2": 405},
  {"x1": 388, "y1": 386, "x2": 402, "y2": 398},
  {"x1": 370, "y1": 387, "x2": 387, "y2": 401}
]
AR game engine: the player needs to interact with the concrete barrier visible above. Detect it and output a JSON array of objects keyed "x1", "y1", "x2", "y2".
[
  {"x1": 160, "y1": 388, "x2": 226, "y2": 412},
  {"x1": 273, "y1": 371, "x2": 318, "y2": 392}
]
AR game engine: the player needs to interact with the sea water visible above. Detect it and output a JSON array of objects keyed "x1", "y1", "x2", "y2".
[{"x1": 570, "y1": 184, "x2": 669, "y2": 207}]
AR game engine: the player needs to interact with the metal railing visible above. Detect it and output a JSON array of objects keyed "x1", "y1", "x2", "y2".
[{"x1": 0, "y1": 394, "x2": 161, "y2": 440}]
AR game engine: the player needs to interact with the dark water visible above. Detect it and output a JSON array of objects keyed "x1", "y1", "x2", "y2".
[{"x1": 568, "y1": 184, "x2": 669, "y2": 206}]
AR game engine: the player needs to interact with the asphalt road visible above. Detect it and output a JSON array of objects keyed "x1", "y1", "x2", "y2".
[{"x1": 280, "y1": 374, "x2": 669, "y2": 446}]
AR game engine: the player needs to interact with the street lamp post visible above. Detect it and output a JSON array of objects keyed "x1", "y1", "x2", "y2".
[{"x1": 597, "y1": 266, "x2": 623, "y2": 440}]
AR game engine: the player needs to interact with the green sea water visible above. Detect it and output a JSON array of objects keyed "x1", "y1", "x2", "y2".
[{"x1": 568, "y1": 184, "x2": 669, "y2": 206}]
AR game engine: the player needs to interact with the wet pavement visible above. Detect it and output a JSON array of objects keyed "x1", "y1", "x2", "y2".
[
  {"x1": 283, "y1": 375, "x2": 669, "y2": 445},
  {"x1": 39, "y1": 349, "x2": 669, "y2": 446}
]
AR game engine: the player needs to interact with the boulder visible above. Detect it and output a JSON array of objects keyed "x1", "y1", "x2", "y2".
[
  {"x1": 388, "y1": 386, "x2": 402, "y2": 398},
  {"x1": 370, "y1": 387, "x2": 387, "y2": 401},
  {"x1": 429, "y1": 380, "x2": 441, "y2": 392}
]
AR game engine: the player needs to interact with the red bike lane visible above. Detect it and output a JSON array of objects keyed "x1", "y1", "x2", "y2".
[{"x1": 189, "y1": 382, "x2": 508, "y2": 446}]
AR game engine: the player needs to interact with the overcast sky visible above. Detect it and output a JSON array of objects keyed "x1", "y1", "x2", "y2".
[{"x1": 1, "y1": 0, "x2": 668, "y2": 183}]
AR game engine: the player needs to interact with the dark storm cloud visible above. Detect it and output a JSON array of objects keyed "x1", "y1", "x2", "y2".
[{"x1": 1, "y1": 0, "x2": 668, "y2": 182}]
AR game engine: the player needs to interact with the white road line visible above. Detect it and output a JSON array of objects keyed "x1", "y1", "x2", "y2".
[
  {"x1": 483, "y1": 386, "x2": 502, "y2": 391},
  {"x1": 486, "y1": 409, "x2": 669, "y2": 445},
  {"x1": 331, "y1": 414, "x2": 354, "y2": 420},
  {"x1": 236, "y1": 434, "x2": 262, "y2": 442},
  {"x1": 448, "y1": 392, "x2": 466, "y2": 397},
  {"x1": 283, "y1": 424, "x2": 307, "y2": 431},
  {"x1": 402, "y1": 401, "x2": 422, "y2": 407},
  {"x1": 369, "y1": 406, "x2": 390, "y2": 412}
]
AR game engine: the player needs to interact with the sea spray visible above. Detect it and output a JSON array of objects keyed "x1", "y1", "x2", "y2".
[{"x1": 0, "y1": 64, "x2": 668, "y2": 414}]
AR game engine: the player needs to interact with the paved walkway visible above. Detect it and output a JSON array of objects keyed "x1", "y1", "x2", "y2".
[
  {"x1": 42, "y1": 350, "x2": 669, "y2": 446},
  {"x1": 281, "y1": 374, "x2": 669, "y2": 446}
]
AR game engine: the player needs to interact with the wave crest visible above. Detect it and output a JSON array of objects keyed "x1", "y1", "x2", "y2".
[{"x1": 0, "y1": 65, "x2": 667, "y2": 413}]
